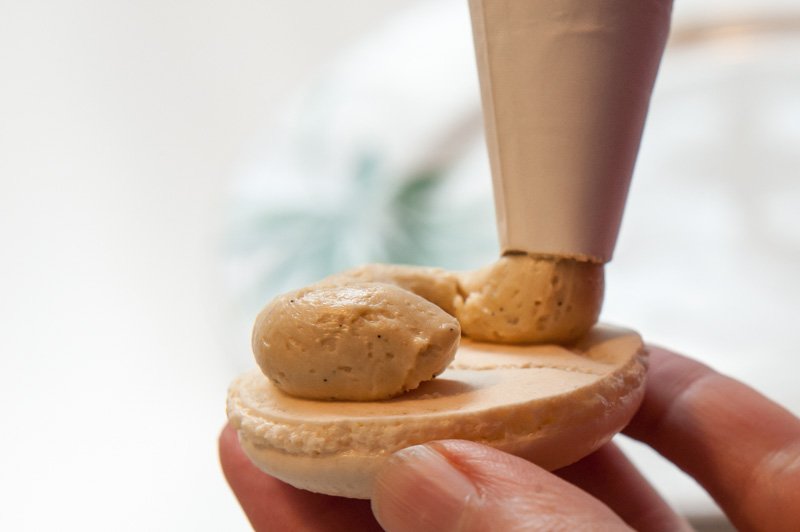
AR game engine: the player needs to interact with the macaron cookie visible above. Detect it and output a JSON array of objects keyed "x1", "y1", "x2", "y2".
[{"x1": 227, "y1": 324, "x2": 646, "y2": 499}]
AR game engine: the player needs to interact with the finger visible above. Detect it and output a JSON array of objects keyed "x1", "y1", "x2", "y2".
[
  {"x1": 556, "y1": 442, "x2": 691, "y2": 532},
  {"x1": 625, "y1": 347, "x2": 800, "y2": 532},
  {"x1": 218, "y1": 424, "x2": 380, "y2": 532},
  {"x1": 372, "y1": 439, "x2": 632, "y2": 532}
]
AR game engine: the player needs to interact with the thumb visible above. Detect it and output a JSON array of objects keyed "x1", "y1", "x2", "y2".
[{"x1": 371, "y1": 440, "x2": 631, "y2": 532}]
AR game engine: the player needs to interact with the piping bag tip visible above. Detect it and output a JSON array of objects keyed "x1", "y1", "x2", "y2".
[{"x1": 469, "y1": 0, "x2": 672, "y2": 263}]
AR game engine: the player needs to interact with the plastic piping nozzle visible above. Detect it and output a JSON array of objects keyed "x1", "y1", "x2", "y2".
[{"x1": 469, "y1": 0, "x2": 672, "y2": 263}]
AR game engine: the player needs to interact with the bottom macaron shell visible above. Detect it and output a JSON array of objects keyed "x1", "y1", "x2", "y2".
[{"x1": 227, "y1": 324, "x2": 647, "y2": 499}]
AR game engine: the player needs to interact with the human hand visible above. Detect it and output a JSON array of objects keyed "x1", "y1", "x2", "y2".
[{"x1": 219, "y1": 347, "x2": 800, "y2": 531}]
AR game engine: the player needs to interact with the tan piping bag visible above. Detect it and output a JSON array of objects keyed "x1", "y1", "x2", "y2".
[{"x1": 469, "y1": 0, "x2": 672, "y2": 263}]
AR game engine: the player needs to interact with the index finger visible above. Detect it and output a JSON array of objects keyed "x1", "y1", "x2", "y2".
[{"x1": 625, "y1": 347, "x2": 800, "y2": 532}]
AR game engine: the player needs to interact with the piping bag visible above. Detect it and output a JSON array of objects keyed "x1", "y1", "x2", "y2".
[{"x1": 468, "y1": 0, "x2": 672, "y2": 263}]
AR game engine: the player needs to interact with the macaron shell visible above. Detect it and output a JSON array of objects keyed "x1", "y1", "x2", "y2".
[{"x1": 227, "y1": 324, "x2": 646, "y2": 498}]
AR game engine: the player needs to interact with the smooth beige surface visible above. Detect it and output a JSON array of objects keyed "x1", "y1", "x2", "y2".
[
  {"x1": 228, "y1": 325, "x2": 646, "y2": 498},
  {"x1": 455, "y1": 255, "x2": 604, "y2": 344},
  {"x1": 252, "y1": 283, "x2": 460, "y2": 401},
  {"x1": 469, "y1": 0, "x2": 672, "y2": 262}
]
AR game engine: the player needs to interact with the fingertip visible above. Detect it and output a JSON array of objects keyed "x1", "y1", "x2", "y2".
[
  {"x1": 626, "y1": 345, "x2": 712, "y2": 439},
  {"x1": 218, "y1": 423, "x2": 236, "y2": 460},
  {"x1": 218, "y1": 423, "x2": 237, "y2": 477},
  {"x1": 218, "y1": 423, "x2": 251, "y2": 486},
  {"x1": 373, "y1": 440, "x2": 630, "y2": 532},
  {"x1": 372, "y1": 442, "x2": 479, "y2": 532},
  {"x1": 626, "y1": 344, "x2": 800, "y2": 531}
]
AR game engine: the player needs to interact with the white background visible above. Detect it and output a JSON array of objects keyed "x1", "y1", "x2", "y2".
[
  {"x1": 1, "y1": 0, "x2": 798, "y2": 530},
  {"x1": 0, "y1": 1, "x2": 407, "y2": 529}
]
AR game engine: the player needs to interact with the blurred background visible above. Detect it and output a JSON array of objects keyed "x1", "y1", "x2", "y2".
[{"x1": 1, "y1": 0, "x2": 798, "y2": 530}]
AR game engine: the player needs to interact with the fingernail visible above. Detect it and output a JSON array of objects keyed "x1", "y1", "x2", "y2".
[{"x1": 372, "y1": 444, "x2": 477, "y2": 532}]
